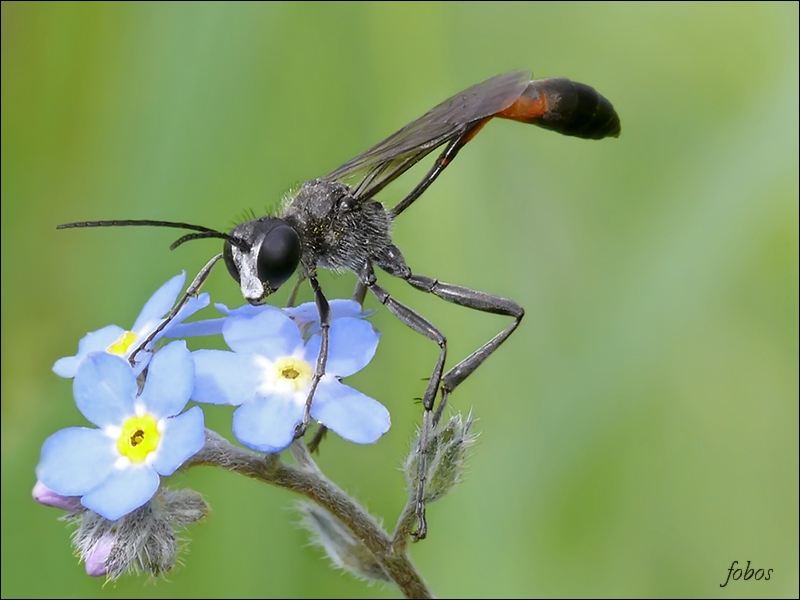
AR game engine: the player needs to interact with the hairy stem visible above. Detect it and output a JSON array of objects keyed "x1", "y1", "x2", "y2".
[{"x1": 185, "y1": 430, "x2": 432, "y2": 599}]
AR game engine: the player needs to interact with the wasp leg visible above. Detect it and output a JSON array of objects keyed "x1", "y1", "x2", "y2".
[
  {"x1": 285, "y1": 275, "x2": 306, "y2": 308},
  {"x1": 403, "y1": 274, "x2": 524, "y2": 425},
  {"x1": 352, "y1": 280, "x2": 368, "y2": 306},
  {"x1": 306, "y1": 425, "x2": 328, "y2": 454},
  {"x1": 388, "y1": 271, "x2": 522, "y2": 540},
  {"x1": 358, "y1": 262, "x2": 447, "y2": 541},
  {"x1": 128, "y1": 253, "x2": 224, "y2": 368},
  {"x1": 294, "y1": 276, "x2": 331, "y2": 440},
  {"x1": 389, "y1": 120, "x2": 487, "y2": 218},
  {"x1": 289, "y1": 273, "x2": 324, "y2": 452},
  {"x1": 310, "y1": 277, "x2": 370, "y2": 454},
  {"x1": 359, "y1": 261, "x2": 523, "y2": 540}
]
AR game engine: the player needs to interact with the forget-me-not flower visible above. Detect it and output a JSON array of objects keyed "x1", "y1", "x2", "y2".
[
  {"x1": 191, "y1": 305, "x2": 389, "y2": 453},
  {"x1": 37, "y1": 341, "x2": 205, "y2": 521},
  {"x1": 53, "y1": 272, "x2": 209, "y2": 378}
]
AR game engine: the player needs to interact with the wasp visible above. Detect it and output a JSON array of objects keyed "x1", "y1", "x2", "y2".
[{"x1": 60, "y1": 70, "x2": 621, "y2": 539}]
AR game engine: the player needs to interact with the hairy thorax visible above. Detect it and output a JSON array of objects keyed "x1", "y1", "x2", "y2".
[{"x1": 280, "y1": 179, "x2": 408, "y2": 278}]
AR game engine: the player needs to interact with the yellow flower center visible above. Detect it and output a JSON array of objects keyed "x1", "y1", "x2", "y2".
[
  {"x1": 273, "y1": 357, "x2": 313, "y2": 393},
  {"x1": 117, "y1": 415, "x2": 160, "y2": 463},
  {"x1": 107, "y1": 331, "x2": 139, "y2": 356}
]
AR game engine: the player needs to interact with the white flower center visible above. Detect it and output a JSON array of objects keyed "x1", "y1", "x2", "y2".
[{"x1": 254, "y1": 355, "x2": 313, "y2": 398}]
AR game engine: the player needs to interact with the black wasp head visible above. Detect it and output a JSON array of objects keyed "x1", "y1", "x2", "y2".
[{"x1": 223, "y1": 217, "x2": 302, "y2": 305}]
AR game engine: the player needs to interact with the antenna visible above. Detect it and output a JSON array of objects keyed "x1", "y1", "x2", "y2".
[{"x1": 57, "y1": 219, "x2": 250, "y2": 252}]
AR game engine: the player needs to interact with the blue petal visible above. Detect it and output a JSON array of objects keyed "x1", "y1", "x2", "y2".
[
  {"x1": 129, "y1": 350, "x2": 153, "y2": 378},
  {"x1": 166, "y1": 317, "x2": 226, "y2": 338},
  {"x1": 304, "y1": 318, "x2": 380, "y2": 378},
  {"x1": 155, "y1": 292, "x2": 211, "y2": 341},
  {"x1": 311, "y1": 379, "x2": 390, "y2": 444},
  {"x1": 286, "y1": 299, "x2": 375, "y2": 336},
  {"x1": 328, "y1": 299, "x2": 376, "y2": 320},
  {"x1": 137, "y1": 341, "x2": 194, "y2": 418},
  {"x1": 36, "y1": 428, "x2": 117, "y2": 497},
  {"x1": 217, "y1": 302, "x2": 266, "y2": 318},
  {"x1": 74, "y1": 353, "x2": 138, "y2": 427},
  {"x1": 53, "y1": 356, "x2": 81, "y2": 379},
  {"x1": 81, "y1": 465, "x2": 160, "y2": 521},
  {"x1": 284, "y1": 301, "x2": 323, "y2": 328},
  {"x1": 131, "y1": 272, "x2": 185, "y2": 333},
  {"x1": 172, "y1": 302, "x2": 297, "y2": 338},
  {"x1": 151, "y1": 406, "x2": 205, "y2": 476},
  {"x1": 174, "y1": 291, "x2": 211, "y2": 322},
  {"x1": 77, "y1": 325, "x2": 127, "y2": 354},
  {"x1": 232, "y1": 395, "x2": 303, "y2": 453},
  {"x1": 52, "y1": 325, "x2": 126, "y2": 378},
  {"x1": 192, "y1": 349, "x2": 263, "y2": 405},
  {"x1": 223, "y1": 308, "x2": 303, "y2": 358}
]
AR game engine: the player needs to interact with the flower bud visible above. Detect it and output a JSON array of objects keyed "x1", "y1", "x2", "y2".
[
  {"x1": 404, "y1": 412, "x2": 478, "y2": 503},
  {"x1": 70, "y1": 488, "x2": 210, "y2": 580},
  {"x1": 84, "y1": 533, "x2": 114, "y2": 577},
  {"x1": 297, "y1": 502, "x2": 390, "y2": 583},
  {"x1": 32, "y1": 481, "x2": 83, "y2": 512}
]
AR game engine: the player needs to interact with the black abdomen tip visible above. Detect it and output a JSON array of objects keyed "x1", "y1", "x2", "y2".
[{"x1": 527, "y1": 78, "x2": 621, "y2": 140}]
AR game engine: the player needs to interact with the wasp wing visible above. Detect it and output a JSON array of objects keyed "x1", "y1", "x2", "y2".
[{"x1": 322, "y1": 70, "x2": 532, "y2": 199}]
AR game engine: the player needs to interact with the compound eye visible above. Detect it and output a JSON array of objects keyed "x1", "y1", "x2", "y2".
[{"x1": 257, "y1": 224, "x2": 301, "y2": 290}]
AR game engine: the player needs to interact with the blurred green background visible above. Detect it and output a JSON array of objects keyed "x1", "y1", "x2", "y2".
[{"x1": 2, "y1": 2, "x2": 797, "y2": 598}]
